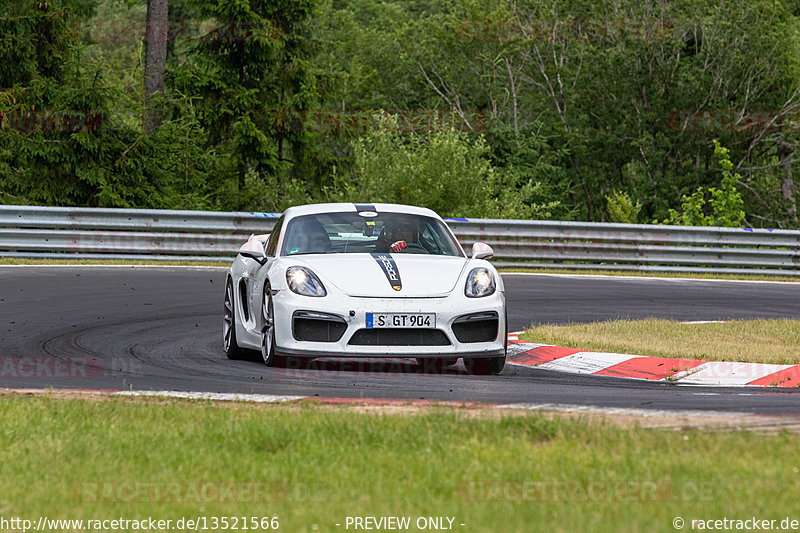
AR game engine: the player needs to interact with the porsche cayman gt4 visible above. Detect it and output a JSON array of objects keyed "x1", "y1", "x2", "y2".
[{"x1": 223, "y1": 203, "x2": 506, "y2": 375}]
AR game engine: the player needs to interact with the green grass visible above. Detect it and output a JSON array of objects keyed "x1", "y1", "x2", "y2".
[
  {"x1": 498, "y1": 266, "x2": 800, "y2": 282},
  {"x1": 0, "y1": 258, "x2": 227, "y2": 267},
  {"x1": 521, "y1": 318, "x2": 800, "y2": 365},
  {"x1": 1, "y1": 396, "x2": 799, "y2": 532},
  {"x1": 4, "y1": 258, "x2": 800, "y2": 282}
]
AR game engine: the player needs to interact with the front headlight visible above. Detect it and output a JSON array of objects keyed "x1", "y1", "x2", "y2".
[
  {"x1": 465, "y1": 267, "x2": 495, "y2": 298},
  {"x1": 286, "y1": 266, "x2": 327, "y2": 297}
]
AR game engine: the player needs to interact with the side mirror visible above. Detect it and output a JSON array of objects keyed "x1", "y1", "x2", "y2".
[
  {"x1": 239, "y1": 236, "x2": 267, "y2": 263},
  {"x1": 471, "y1": 242, "x2": 494, "y2": 260}
]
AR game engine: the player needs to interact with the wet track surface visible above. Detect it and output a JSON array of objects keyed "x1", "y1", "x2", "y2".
[{"x1": 2, "y1": 266, "x2": 800, "y2": 414}]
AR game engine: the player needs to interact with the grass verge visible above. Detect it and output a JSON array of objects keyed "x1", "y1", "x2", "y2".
[
  {"x1": 0, "y1": 258, "x2": 228, "y2": 267},
  {"x1": 1, "y1": 395, "x2": 798, "y2": 532},
  {"x1": 498, "y1": 267, "x2": 800, "y2": 283},
  {"x1": 3, "y1": 258, "x2": 800, "y2": 282},
  {"x1": 521, "y1": 318, "x2": 800, "y2": 365}
]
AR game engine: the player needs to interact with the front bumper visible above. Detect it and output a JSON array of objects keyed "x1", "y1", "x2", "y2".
[{"x1": 272, "y1": 289, "x2": 506, "y2": 359}]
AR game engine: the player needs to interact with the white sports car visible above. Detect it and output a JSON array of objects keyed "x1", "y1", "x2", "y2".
[{"x1": 223, "y1": 203, "x2": 506, "y2": 375}]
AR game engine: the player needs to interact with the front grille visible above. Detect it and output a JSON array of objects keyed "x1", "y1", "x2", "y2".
[
  {"x1": 293, "y1": 311, "x2": 347, "y2": 342},
  {"x1": 452, "y1": 312, "x2": 499, "y2": 343},
  {"x1": 348, "y1": 328, "x2": 451, "y2": 346}
]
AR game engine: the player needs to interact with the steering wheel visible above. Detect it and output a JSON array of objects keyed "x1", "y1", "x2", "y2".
[{"x1": 402, "y1": 242, "x2": 427, "y2": 252}]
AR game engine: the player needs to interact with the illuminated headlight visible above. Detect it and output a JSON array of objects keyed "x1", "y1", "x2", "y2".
[
  {"x1": 286, "y1": 266, "x2": 327, "y2": 297},
  {"x1": 465, "y1": 267, "x2": 495, "y2": 298}
]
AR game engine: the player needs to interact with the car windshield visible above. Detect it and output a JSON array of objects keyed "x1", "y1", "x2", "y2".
[{"x1": 279, "y1": 212, "x2": 464, "y2": 257}]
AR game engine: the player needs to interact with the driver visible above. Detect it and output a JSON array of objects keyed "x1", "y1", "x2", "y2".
[{"x1": 377, "y1": 218, "x2": 422, "y2": 253}]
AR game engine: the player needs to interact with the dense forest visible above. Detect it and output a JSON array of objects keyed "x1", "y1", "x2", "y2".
[{"x1": 2, "y1": 0, "x2": 800, "y2": 228}]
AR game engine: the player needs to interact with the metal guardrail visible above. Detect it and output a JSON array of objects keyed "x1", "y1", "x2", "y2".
[
  {"x1": 1, "y1": 205, "x2": 799, "y2": 275},
  {"x1": 0, "y1": 205, "x2": 278, "y2": 261}
]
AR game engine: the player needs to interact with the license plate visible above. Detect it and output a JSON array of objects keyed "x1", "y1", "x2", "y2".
[{"x1": 366, "y1": 313, "x2": 435, "y2": 328}]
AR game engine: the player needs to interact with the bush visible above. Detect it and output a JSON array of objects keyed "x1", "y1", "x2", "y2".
[
  {"x1": 664, "y1": 140, "x2": 746, "y2": 227},
  {"x1": 606, "y1": 191, "x2": 641, "y2": 224},
  {"x1": 332, "y1": 113, "x2": 560, "y2": 219}
]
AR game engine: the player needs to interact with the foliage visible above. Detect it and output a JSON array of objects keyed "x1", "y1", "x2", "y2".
[
  {"x1": 606, "y1": 191, "x2": 641, "y2": 224},
  {"x1": 664, "y1": 140, "x2": 746, "y2": 227},
  {"x1": 2, "y1": 0, "x2": 800, "y2": 228},
  {"x1": 170, "y1": 0, "x2": 316, "y2": 190},
  {"x1": 333, "y1": 114, "x2": 560, "y2": 219}
]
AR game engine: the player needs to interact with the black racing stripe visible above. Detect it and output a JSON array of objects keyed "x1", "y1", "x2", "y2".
[
  {"x1": 355, "y1": 203, "x2": 376, "y2": 213},
  {"x1": 370, "y1": 252, "x2": 402, "y2": 291}
]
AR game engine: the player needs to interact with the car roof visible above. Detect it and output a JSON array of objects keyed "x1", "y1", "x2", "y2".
[{"x1": 282, "y1": 203, "x2": 441, "y2": 221}]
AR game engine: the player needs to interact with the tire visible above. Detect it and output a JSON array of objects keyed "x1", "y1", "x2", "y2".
[
  {"x1": 416, "y1": 357, "x2": 458, "y2": 372},
  {"x1": 465, "y1": 356, "x2": 505, "y2": 375},
  {"x1": 223, "y1": 278, "x2": 245, "y2": 360},
  {"x1": 260, "y1": 282, "x2": 280, "y2": 367}
]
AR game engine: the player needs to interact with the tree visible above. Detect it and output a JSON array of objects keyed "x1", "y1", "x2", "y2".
[
  {"x1": 144, "y1": 0, "x2": 168, "y2": 132},
  {"x1": 173, "y1": 0, "x2": 315, "y2": 192}
]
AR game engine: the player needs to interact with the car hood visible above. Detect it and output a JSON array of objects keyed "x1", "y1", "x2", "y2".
[{"x1": 288, "y1": 254, "x2": 469, "y2": 297}]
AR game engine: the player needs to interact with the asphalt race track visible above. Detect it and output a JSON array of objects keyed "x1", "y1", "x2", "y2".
[{"x1": 2, "y1": 266, "x2": 800, "y2": 414}]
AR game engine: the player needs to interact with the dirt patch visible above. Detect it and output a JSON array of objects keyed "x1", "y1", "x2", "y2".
[{"x1": 2, "y1": 387, "x2": 799, "y2": 434}]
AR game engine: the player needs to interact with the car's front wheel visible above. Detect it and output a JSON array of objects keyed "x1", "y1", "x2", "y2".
[
  {"x1": 223, "y1": 278, "x2": 245, "y2": 360},
  {"x1": 261, "y1": 282, "x2": 280, "y2": 367}
]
